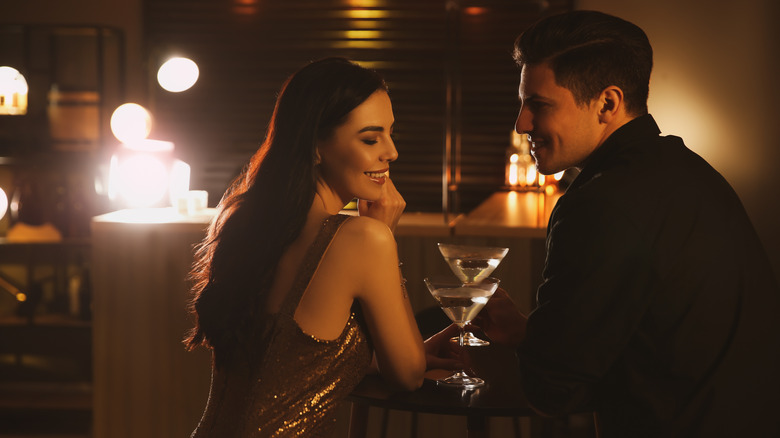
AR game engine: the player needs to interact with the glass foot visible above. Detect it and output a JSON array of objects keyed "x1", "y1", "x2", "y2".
[
  {"x1": 436, "y1": 371, "x2": 485, "y2": 389},
  {"x1": 451, "y1": 331, "x2": 490, "y2": 347}
]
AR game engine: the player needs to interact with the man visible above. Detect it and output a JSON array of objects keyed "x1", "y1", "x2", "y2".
[{"x1": 474, "y1": 10, "x2": 780, "y2": 437}]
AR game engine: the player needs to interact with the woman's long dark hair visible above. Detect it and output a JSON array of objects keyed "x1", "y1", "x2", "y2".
[{"x1": 184, "y1": 58, "x2": 388, "y2": 364}]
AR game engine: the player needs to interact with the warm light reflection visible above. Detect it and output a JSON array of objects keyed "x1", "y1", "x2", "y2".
[
  {"x1": 536, "y1": 190, "x2": 546, "y2": 225},
  {"x1": 230, "y1": 0, "x2": 259, "y2": 15},
  {"x1": 348, "y1": 20, "x2": 382, "y2": 29},
  {"x1": 111, "y1": 103, "x2": 152, "y2": 143},
  {"x1": 345, "y1": 0, "x2": 383, "y2": 7},
  {"x1": 354, "y1": 60, "x2": 391, "y2": 70},
  {"x1": 334, "y1": 40, "x2": 392, "y2": 49},
  {"x1": 344, "y1": 30, "x2": 382, "y2": 39},
  {"x1": 105, "y1": 208, "x2": 187, "y2": 223},
  {"x1": 505, "y1": 190, "x2": 521, "y2": 224},
  {"x1": 99, "y1": 207, "x2": 216, "y2": 224},
  {"x1": 157, "y1": 57, "x2": 200, "y2": 92},
  {"x1": 344, "y1": 9, "x2": 389, "y2": 19},
  {"x1": 464, "y1": 7, "x2": 488, "y2": 16}
]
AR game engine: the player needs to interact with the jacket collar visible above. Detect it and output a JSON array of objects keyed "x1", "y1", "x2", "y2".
[{"x1": 568, "y1": 114, "x2": 661, "y2": 191}]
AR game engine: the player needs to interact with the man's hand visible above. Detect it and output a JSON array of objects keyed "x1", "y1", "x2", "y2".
[
  {"x1": 470, "y1": 287, "x2": 527, "y2": 348},
  {"x1": 358, "y1": 176, "x2": 405, "y2": 232},
  {"x1": 423, "y1": 324, "x2": 464, "y2": 370}
]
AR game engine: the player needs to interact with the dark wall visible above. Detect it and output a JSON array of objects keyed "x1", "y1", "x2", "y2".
[{"x1": 144, "y1": 0, "x2": 572, "y2": 213}]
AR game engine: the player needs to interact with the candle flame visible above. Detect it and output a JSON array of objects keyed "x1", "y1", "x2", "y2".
[{"x1": 526, "y1": 166, "x2": 537, "y2": 186}]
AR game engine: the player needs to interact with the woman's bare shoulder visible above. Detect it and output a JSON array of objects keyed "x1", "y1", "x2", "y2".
[
  {"x1": 326, "y1": 216, "x2": 397, "y2": 274},
  {"x1": 328, "y1": 216, "x2": 400, "y2": 300},
  {"x1": 336, "y1": 215, "x2": 395, "y2": 246}
]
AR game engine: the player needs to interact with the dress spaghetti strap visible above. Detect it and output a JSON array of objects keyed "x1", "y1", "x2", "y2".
[{"x1": 278, "y1": 214, "x2": 351, "y2": 318}]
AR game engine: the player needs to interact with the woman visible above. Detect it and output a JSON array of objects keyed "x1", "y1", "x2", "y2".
[{"x1": 185, "y1": 58, "x2": 436, "y2": 437}]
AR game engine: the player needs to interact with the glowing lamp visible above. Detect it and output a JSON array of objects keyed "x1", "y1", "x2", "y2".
[
  {"x1": 108, "y1": 140, "x2": 192, "y2": 208},
  {"x1": 108, "y1": 140, "x2": 171, "y2": 207},
  {"x1": 0, "y1": 66, "x2": 28, "y2": 115},
  {"x1": 107, "y1": 102, "x2": 193, "y2": 209},
  {"x1": 157, "y1": 57, "x2": 199, "y2": 92}
]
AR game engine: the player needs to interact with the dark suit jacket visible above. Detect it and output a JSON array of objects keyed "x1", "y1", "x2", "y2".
[{"x1": 518, "y1": 114, "x2": 780, "y2": 437}]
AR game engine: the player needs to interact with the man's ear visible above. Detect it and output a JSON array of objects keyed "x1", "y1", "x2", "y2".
[{"x1": 598, "y1": 86, "x2": 625, "y2": 123}]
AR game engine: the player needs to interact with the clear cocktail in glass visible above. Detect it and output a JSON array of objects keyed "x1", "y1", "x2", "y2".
[
  {"x1": 424, "y1": 276, "x2": 500, "y2": 388},
  {"x1": 437, "y1": 243, "x2": 508, "y2": 346}
]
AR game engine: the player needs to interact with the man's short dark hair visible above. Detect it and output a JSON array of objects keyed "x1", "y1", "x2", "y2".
[{"x1": 514, "y1": 10, "x2": 653, "y2": 116}]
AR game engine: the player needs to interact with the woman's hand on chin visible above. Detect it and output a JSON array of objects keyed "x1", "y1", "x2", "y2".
[{"x1": 357, "y1": 177, "x2": 406, "y2": 232}]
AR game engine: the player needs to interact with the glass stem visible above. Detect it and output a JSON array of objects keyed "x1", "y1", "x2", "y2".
[{"x1": 458, "y1": 323, "x2": 465, "y2": 347}]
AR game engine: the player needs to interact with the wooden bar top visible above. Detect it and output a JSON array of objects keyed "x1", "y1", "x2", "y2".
[
  {"x1": 395, "y1": 211, "x2": 457, "y2": 237},
  {"x1": 368, "y1": 190, "x2": 561, "y2": 238},
  {"x1": 453, "y1": 190, "x2": 560, "y2": 238}
]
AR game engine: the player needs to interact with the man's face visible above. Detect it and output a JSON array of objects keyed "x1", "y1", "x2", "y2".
[{"x1": 515, "y1": 63, "x2": 603, "y2": 175}]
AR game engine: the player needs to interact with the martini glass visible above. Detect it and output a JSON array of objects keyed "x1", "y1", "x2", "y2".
[
  {"x1": 424, "y1": 276, "x2": 500, "y2": 388},
  {"x1": 437, "y1": 243, "x2": 509, "y2": 346}
]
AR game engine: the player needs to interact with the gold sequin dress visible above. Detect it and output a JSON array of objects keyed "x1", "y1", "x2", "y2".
[{"x1": 191, "y1": 214, "x2": 372, "y2": 437}]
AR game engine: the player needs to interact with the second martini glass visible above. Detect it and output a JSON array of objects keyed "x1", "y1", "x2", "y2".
[
  {"x1": 437, "y1": 243, "x2": 509, "y2": 346},
  {"x1": 424, "y1": 276, "x2": 500, "y2": 388}
]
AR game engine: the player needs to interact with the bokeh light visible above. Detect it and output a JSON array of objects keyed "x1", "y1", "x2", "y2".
[
  {"x1": 116, "y1": 154, "x2": 169, "y2": 208},
  {"x1": 157, "y1": 57, "x2": 199, "y2": 92},
  {"x1": 0, "y1": 66, "x2": 28, "y2": 115},
  {"x1": 0, "y1": 187, "x2": 8, "y2": 219},
  {"x1": 110, "y1": 103, "x2": 152, "y2": 143},
  {"x1": 107, "y1": 140, "x2": 178, "y2": 209}
]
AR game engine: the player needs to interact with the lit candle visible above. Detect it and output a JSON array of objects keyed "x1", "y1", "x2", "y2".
[
  {"x1": 526, "y1": 165, "x2": 537, "y2": 187},
  {"x1": 507, "y1": 153, "x2": 520, "y2": 186}
]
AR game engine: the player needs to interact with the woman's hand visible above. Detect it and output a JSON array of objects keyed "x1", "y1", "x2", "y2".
[
  {"x1": 423, "y1": 324, "x2": 464, "y2": 370},
  {"x1": 358, "y1": 176, "x2": 406, "y2": 232}
]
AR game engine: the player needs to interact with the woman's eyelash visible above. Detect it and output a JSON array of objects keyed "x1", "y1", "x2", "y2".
[{"x1": 362, "y1": 139, "x2": 378, "y2": 145}]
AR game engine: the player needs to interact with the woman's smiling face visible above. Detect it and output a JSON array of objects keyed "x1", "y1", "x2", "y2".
[{"x1": 317, "y1": 90, "x2": 397, "y2": 206}]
